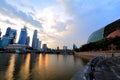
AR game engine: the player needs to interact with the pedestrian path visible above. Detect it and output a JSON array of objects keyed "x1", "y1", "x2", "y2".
[
  {"x1": 71, "y1": 67, "x2": 85, "y2": 80},
  {"x1": 95, "y1": 56, "x2": 120, "y2": 80},
  {"x1": 71, "y1": 56, "x2": 120, "y2": 80}
]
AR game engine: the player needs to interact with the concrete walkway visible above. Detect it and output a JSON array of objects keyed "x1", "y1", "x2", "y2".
[
  {"x1": 95, "y1": 56, "x2": 120, "y2": 80},
  {"x1": 71, "y1": 67, "x2": 85, "y2": 80},
  {"x1": 71, "y1": 56, "x2": 120, "y2": 80}
]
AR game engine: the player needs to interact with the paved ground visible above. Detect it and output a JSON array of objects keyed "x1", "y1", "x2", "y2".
[
  {"x1": 71, "y1": 67, "x2": 85, "y2": 80},
  {"x1": 95, "y1": 56, "x2": 120, "y2": 80},
  {"x1": 71, "y1": 55, "x2": 120, "y2": 80}
]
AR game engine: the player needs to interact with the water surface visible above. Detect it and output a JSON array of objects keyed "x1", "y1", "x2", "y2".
[{"x1": 0, "y1": 53, "x2": 86, "y2": 80}]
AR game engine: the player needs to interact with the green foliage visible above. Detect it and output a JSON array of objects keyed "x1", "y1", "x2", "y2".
[
  {"x1": 79, "y1": 36, "x2": 120, "y2": 51},
  {"x1": 74, "y1": 48, "x2": 80, "y2": 52}
]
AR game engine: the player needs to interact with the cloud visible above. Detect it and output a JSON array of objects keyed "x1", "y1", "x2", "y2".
[
  {"x1": 36, "y1": 6, "x2": 72, "y2": 34},
  {"x1": 0, "y1": 19, "x2": 16, "y2": 25},
  {"x1": 58, "y1": 0, "x2": 120, "y2": 43},
  {"x1": 51, "y1": 21, "x2": 66, "y2": 32},
  {"x1": 5, "y1": 19, "x2": 16, "y2": 25},
  {"x1": 0, "y1": 0, "x2": 42, "y2": 28}
]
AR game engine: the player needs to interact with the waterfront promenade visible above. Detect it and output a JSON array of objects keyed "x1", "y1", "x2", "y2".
[
  {"x1": 95, "y1": 56, "x2": 120, "y2": 80},
  {"x1": 71, "y1": 52, "x2": 120, "y2": 80}
]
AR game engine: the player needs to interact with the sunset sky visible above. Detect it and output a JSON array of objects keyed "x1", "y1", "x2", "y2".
[{"x1": 0, "y1": 0, "x2": 120, "y2": 49}]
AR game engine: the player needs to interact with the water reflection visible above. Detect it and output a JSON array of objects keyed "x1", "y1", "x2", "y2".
[
  {"x1": 0, "y1": 54, "x2": 11, "y2": 80},
  {"x1": 5, "y1": 54, "x2": 16, "y2": 80},
  {"x1": 0, "y1": 53, "x2": 87, "y2": 80},
  {"x1": 18, "y1": 54, "x2": 30, "y2": 80}
]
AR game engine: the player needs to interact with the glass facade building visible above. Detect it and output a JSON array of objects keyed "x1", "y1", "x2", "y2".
[
  {"x1": 87, "y1": 19, "x2": 120, "y2": 43},
  {"x1": 37, "y1": 39, "x2": 41, "y2": 50},
  {"x1": 73, "y1": 44, "x2": 77, "y2": 50},
  {"x1": 4, "y1": 27, "x2": 17, "y2": 44},
  {"x1": 9, "y1": 29, "x2": 17, "y2": 44},
  {"x1": 18, "y1": 26, "x2": 27, "y2": 45},
  {"x1": 0, "y1": 29, "x2": 1, "y2": 37},
  {"x1": 0, "y1": 38, "x2": 1, "y2": 48},
  {"x1": 32, "y1": 30, "x2": 38, "y2": 49},
  {"x1": 42, "y1": 44, "x2": 47, "y2": 50},
  {"x1": 5, "y1": 27, "x2": 11, "y2": 37},
  {"x1": 87, "y1": 28, "x2": 104, "y2": 43},
  {"x1": 1, "y1": 37, "x2": 10, "y2": 48},
  {"x1": 26, "y1": 36, "x2": 30, "y2": 46}
]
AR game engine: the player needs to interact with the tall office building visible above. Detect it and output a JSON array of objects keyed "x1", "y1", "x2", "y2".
[
  {"x1": 4, "y1": 27, "x2": 17, "y2": 44},
  {"x1": 37, "y1": 40, "x2": 41, "y2": 50},
  {"x1": 32, "y1": 30, "x2": 38, "y2": 49},
  {"x1": 9, "y1": 29, "x2": 17, "y2": 44},
  {"x1": 57, "y1": 46, "x2": 59, "y2": 50},
  {"x1": 0, "y1": 29, "x2": 2, "y2": 48},
  {"x1": 1, "y1": 37, "x2": 9, "y2": 48},
  {"x1": 42, "y1": 44, "x2": 47, "y2": 50},
  {"x1": 63, "y1": 46, "x2": 67, "y2": 50},
  {"x1": 73, "y1": 44, "x2": 77, "y2": 50},
  {"x1": 39, "y1": 41, "x2": 41, "y2": 49},
  {"x1": 37, "y1": 39, "x2": 39, "y2": 49},
  {"x1": 0, "y1": 28, "x2": 1, "y2": 38},
  {"x1": 26, "y1": 36, "x2": 30, "y2": 46},
  {"x1": 5, "y1": 27, "x2": 11, "y2": 37},
  {"x1": 0, "y1": 27, "x2": 17, "y2": 48},
  {"x1": 18, "y1": 26, "x2": 27, "y2": 45}
]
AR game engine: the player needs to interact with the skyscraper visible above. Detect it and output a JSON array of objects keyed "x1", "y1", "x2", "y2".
[
  {"x1": 37, "y1": 40, "x2": 41, "y2": 50},
  {"x1": 0, "y1": 28, "x2": 1, "y2": 38},
  {"x1": 32, "y1": 30, "x2": 38, "y2": 49},
  {"x1": 1, "y1": 36, "x2": 9, "y2": 48},
  {"x1": 18, "y1": 26, "x2": 27, "y2": 45},
  {"x1": 4, "y1": 27, "x2": 17, "y2": 44},
  {"x1": 0, "y1": 29, "x2": 2, "y2": 48},
  {"x1": 9, "y1": 29, "x2": 17, "y2": 44},
  {"x1": 5, "y1": 27, "x2": 11, "y2": 37},
  {"x1": 37, "y1": 39, "x2": 39, "y2": 49},
  {"x1": 73, "y1": 44, "x2": 77, "y2": 50},
  {"x1": 63, "y1": 46, "x2": 67, "y2": 50},
  {"x1": 42, "y1": 44, "x2": 47, "y2": 50},
  {"x1": 26, "y1": 36, "x2": 30, "y2": 46},
  {"x1": 0, "y1": 27, "x2": 17, "y2": 48}
]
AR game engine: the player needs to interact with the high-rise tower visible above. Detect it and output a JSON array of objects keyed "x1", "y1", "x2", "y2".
[
  {"x1": 0, "y1": 28, "x2": 1, "y2": 38},
  {"x1": 9, "y1": 29, "x2": 17, "y2": 44},
  {"x1": 5, "y1": 27, "x2": 11, "y2": 37},
  {"x1": 18, "y1": 26, "x2": 27, "y2": 45},
  {"x1": 32, "y1": 30, "x2": 37, "y2": 49},
  {"x1": 37, "y1": 39, "x2": 41, "y2": 50},
  {"x1": 1, "y1": 27, "x2": 17, "y2": 48},
  {"x1": 73, "y1": 44, "x2": 77, "y2": 50},
  {"x1": 4, "y1": 27, "x2": 17, "y2": 44},
  {"x1": 26, "y1": 36, "x2": 30, "y2": 46}
]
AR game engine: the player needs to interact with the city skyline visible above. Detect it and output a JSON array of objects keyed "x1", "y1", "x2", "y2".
[
  {"x1": 0, "y1": 0, "x2": 120, "y2": 49},
  {"x1": 0, "y1": 26, "x2": 70, "y2": 50}
]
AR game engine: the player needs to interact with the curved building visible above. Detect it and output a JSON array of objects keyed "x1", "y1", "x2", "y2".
[
  {"x1": 87, "y1": 28, "x2": 104, "y2": 43},
  {"x1": 87, "y1": 19, "x2": 120, "y2": 43}
]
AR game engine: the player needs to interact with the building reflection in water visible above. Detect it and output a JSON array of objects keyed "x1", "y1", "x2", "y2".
[
  {"x1": 0, "y1": 54, "x2": 11, "y2": 80},
  {"x1": 39, "y1": 54, "x2": 48, "y2": 70},
  {"x1": 38, "y1": 54, "x2": 48, "y2": 79},
  {"x1": 18, "y1": 54, "x2": 30, "y2": 80},
  {"x1": 5, "y1": 54, "x2": 16, "y2": 80},
  {"x1": 0, "y1": 53, "x2": 86, "y2": 80},
  {"x1": 30, "y1": 54, "x2": 48, "y2": 80}
]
